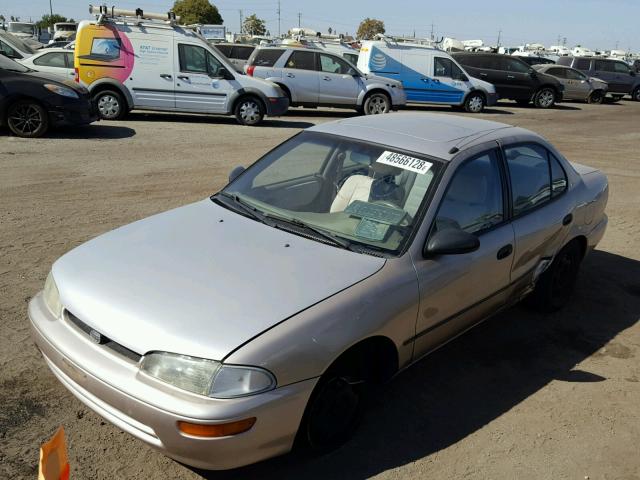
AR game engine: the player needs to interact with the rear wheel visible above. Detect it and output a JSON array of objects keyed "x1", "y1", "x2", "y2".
[
  {"x1": 7, "y1": 100, "x2": 49, "y2": 138},
  {"x1": 587, "y1": 90, "x2": 604, "y2": 104},
  {"x1": 534, "y1": 87, "x2": 556, "y2": 108},
  {"x1": 464, "y1": 91, "x2": 485, "y2": 113},
  {"x1": 526, "y1": 241, "x2": 582, "y2": 312},
  {"x1": 234, "y1": 96, "x2": 265, "y2": 125},
  {"x1": 363, "y1": 92, "x2": 391, "y2": 115},
  {"x1": 632, "y1": 87, "x2": 640, "y2": 102},
  {"x1": 94, "y1": 90, "x2": 126, "y2": 120}
]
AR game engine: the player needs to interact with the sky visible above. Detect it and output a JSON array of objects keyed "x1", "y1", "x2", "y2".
[{"x1": 2, "y1": 0, "x2": 639, "y2": 52}]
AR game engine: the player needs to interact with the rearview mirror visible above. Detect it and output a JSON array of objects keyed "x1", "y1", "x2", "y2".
[
  {"x1": 424, "y1": 228, "x2": 480, "y2": 257},
  {"x1": 228, "y1": 165, "x2": 245, "y2": 183}
]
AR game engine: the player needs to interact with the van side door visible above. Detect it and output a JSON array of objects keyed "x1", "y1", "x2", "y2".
[
  {"x1": 431, "y1": 56, "x2": 466, "y2": 104},
  {"x1": 174, "y1": 41, "x2": 235, "y2": 113},
  {"x1": 128, "y1": 37, "x2": 176, "y2": 110},
  {"x1": 399, "y1": 50, "x2": 432, "y2": 102},
  {"x1": 317, "y1": 52, "x2": 360, "y2": 105}
]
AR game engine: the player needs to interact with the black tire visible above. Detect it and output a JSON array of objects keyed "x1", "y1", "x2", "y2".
[
  {"x1": 632, "y1": 87, "x2": 640, "y2": 102},
  {"x1": 7, "y1": 100, "x2": 49, "y2": 138},
  {"x1": 234, "y1": 96, "x2": 264, "y2": 125},
  {"x1": 515, "y1": 98, "x2": 531, "y2": 106},
  {"x1": 362, "y1": 92, "x2": 391, "y2": 115},
  {"x1": 534, "y1": 87, "x2": 556, "y2": 108},
  {"x1": 526, "y1": 241, "x2": 582, "y2": 312},
  {"x1": 587, "y1": 90, "x2": 604, "y2": 104},
  {"x1": 94, "y1": 89, "x2": 126, "y2": 120},
  {"x1": 298, "y1": 372, "x2": 363, "y2": 452},
  {"x1": 464, "y1": 91, "x2": 485, "y2": 113}
]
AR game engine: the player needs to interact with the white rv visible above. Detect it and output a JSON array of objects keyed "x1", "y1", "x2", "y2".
[
  {"x1": 7, "y1": 22, "x2": 38, "y2": 41},
  {"x1": 358, "y1": 40, "x2": 497, "y2": 113},
  {"x1": 52, "y1": 23, "x2": 77, "y2": 42}
]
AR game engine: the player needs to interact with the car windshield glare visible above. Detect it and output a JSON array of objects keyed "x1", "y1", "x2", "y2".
[{"x1": 222, "y1": 132, "x2": 442, "y2": 254}]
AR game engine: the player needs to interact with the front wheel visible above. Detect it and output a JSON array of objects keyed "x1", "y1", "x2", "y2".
[
  {"x1": 94, "y1": 90, "x2": 126, "y2": 120},
  {"x1": 534, "y1": 88, "x2": 556, "y2": 108},
  {"x1": 632, "y1": 87, "x2": 640, "y2": 102},
  {"x1": 464, "y1": 92, "x2": 485, "y2": 113},
  {"x1": 362, "y1": 92, "x2": 391, "y2": 115},
  {"x1": 7, "y1": 100, "x2": 49, "y2": 138},
  {"x1": 526, "y1": 241, "x2": 582, "y2": 312},
  {"x1": 234, "y1": 96, "x2": 264, "y2": 125},
  {"x1": 587, "y1": 90, "x2": 604, "y2": 104}
]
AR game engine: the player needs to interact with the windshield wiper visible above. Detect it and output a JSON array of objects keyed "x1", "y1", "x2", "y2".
[
  {"x1": 265, "y1": 214, "x2": 352, "y2": 250},
  {"x1": 215, "y1": 192, "x2": 273, "y2": 225}
]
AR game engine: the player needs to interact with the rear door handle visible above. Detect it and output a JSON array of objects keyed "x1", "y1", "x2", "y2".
[
  {"x1": 507, "y1": 75, "x2": 515, "y2": 79},
  {"x1": 479, "y1": 72, "x2": 488, "y2": 77},
  {"x1": 497, "y1": 244, "x2": 513, "y2": 260},
  {"x1": 286, "y1": 73, "x2": 295, "y2": 78},
  {"x1": 160, "y1": 73, "x2": 172, "y2": 79},
  {"x1": 322, "y1": 76, "x2": 331, "y2": 81},
  {"x1": 177, "y1": 75, "x2": 189, "y2": 81},
  {"x1": 562, "y1": 213, "x2": 573, "y2": 226}
]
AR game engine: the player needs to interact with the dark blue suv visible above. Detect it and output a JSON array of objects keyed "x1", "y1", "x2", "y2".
[{"x1": 557, "y1": 57, "x2": 640, "y2": 102}]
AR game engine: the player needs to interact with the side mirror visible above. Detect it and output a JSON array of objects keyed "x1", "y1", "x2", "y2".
[
  {"x1": 228, "y1": 165, "x2": 245, "y2": 183},
  {"x1": 347, "y1": 67, "x2": 359, "y2": 76},
  {"x1": 528, "y1": 68, "x2": 537, "y2": 76},
  {"x1": 215, "y1": 67, "x2": 235, "y2": 80},
  {"x1": 424, "y1": 228, "x2": 480, "y2": 257}
]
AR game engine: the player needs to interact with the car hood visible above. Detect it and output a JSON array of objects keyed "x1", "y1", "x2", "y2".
[
  {"x1": 25, "y1": 71, "x2": 87, "y2": 93},
  {"x1": 363, "y1": 73, "x2": 402, "y2": 87},
  {"x1": 52, "y1": 199, "x2": 385, "y2": 361}
]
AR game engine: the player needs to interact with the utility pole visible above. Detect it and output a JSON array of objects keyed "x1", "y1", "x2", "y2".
[
  {"x1": 430, "y1": 23, "x2": 434, "y2": 41},
  {"x1": 497, "y1": 29, "x2": 502, "y2": 47},
  {"x1": 239, "y1": 9, "x2": 243, "y2": 35},
  {"x1": 277, "y1": 0, "x2": 281, "y2": 37},
  {"x1": 297, "y1": 12, "x2": 301, "y2": 28},
  {"x1": 49, "y1": 0, "x2": 53, "y2": 18}
]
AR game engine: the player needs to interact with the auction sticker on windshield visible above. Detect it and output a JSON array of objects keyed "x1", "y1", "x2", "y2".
[{"x1": 376, "y1": 151, "x2": 433, "y2": 174}]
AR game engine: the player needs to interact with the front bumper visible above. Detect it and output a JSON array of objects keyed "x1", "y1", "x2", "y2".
[
  {"x1": 265, "y1": 96, "x2": 289, "y2": 116},
  {"x1": 48, "y1": 96, "x2": 98, "y2": 127},
  {"x1": 486, "y1": 92, "x2": 499, "y2": 107},
  {"x1": 29, "y1": 293, "x2": 317, "y2": 470}
]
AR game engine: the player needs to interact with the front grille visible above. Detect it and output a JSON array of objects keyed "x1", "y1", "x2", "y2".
[{"x1": 66, "y1": 311, "x2": 142, "y2": 363}]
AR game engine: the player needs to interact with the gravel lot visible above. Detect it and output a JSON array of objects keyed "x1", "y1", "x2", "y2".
[{"x1": 1, "y1": 100, "x2": 640, "y2": 480}]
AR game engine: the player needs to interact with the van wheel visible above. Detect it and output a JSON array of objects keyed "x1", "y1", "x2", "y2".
[
  {"x1": 525, "y1": 241, "x2": 582, "y2": 312},
  {"x1": 7, "y1": 100, "x2": 49, "y2": 138},
  {"x1": 632, "y1": 87, "x2": 640, "y2": 102},
  {"x1": 534, "y1": 88, "x2": 556, "y2": 108},
  {"x1": 587, "y1": 90, "x2": 604, "y2": 104},
  {"x1": 363, "y1": 92, "x2": 391, "y2": 115},
  {"x1": 235, "y1": 96, "x2": 264, "y2": 126},
  {"x1": 94, "y1": 90, "x2": 126, "y2": 120},
  {"x1": 464, "y1": 92, "x2": 485, "y2": 113}
]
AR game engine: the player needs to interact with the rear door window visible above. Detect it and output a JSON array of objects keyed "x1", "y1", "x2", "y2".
[
  {"x1": 250, "y1": 48, "x2": 285, "y2": 67},
  {"x1": 232, "y1": 46, "x2": 254, "y2": 60},
  {"x1": 575, "y1": 58, "x2": 591, "y2": 70},
  {"x1": 285, "y1": 50, "x2": 316, "y2": 71},
  {"x1": 546, "y1": 67, "x2": 566, "y2": 78},
  {"x1": 564, "y1": 68, "x2": 586, "y2": 80},
  {"x1": 505, "y1": 58, "x2": 530, "y2": 73},
  {"x1": 34, "y1": 52, "x2": 67, "y2": 68},
  {"x1": 319, "y1": 53, "x2": 350, "y2": 74},
  {"x1": 595, "y1": 60, "x2": 615, "y2": 72},
  {"x1": 613, "y1": 62, "x2": 631, "y2": 74},
  {"x1": 505, "y1": 144, "x2": 552, "y2": 216},
  {"x1": 214, "y1": 44, "x2": 232, "y2": 57},
  {"x1": 64, "y1": 52, "x2": 74, "y2": 67}
]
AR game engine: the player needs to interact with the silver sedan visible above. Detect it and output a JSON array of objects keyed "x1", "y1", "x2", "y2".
[{"x1": 29, "y1": 113, "x2": 608, "y2": 470}]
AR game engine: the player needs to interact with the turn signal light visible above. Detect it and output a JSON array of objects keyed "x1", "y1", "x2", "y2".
[
  {"x1": 74, "y1": 67, "x2": 79, "y2": 83},
  {"x1": 177, "y1": 418, "x2": 256, "y2": 438}
]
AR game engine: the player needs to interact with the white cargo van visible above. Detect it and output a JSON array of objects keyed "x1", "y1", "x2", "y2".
[
  {"x1": 358, "y1": 40, "x2": 498, "y2": 113},
  {"x1": 75, "y1": 6, "x2": 288, "y2": 125}
]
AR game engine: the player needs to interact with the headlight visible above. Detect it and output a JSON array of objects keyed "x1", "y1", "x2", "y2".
[
  {"x1": 44, "y1": 84, "x2": 79, "y2": 99},
  {"x1": 43, "y1": 272, "x2": 63, "y2": 318},
  {"x1": 140, "y1": 352, "x2": 276, "y2": 398}
]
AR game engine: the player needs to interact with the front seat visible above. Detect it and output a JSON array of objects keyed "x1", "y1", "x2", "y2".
[{"x1": 330, "y1": 162, "x2": 404, "y2": 213}]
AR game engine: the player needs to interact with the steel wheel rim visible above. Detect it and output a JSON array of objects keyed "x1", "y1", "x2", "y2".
[
  {"x1": 9, "y1": 104, "x2": 42, "y2": 135},
  {"x1": 240, "y1": 101, "x2": 260, "y2": 124},
  {"x1": 468, "y1": 95, "x2": 483, "y2": 112},
  {"x1": 539, "y1": 90, "x2": 554, "y2": 107},
  {"x1": 367, "y1": 95, "x2": 388, "y2": 114},
  {"x1": 98, "y1": 94, "x2": 120, "y2": 118},
  {"x1": 307, "y1": 377, "x2": 360, "y2": 447}
]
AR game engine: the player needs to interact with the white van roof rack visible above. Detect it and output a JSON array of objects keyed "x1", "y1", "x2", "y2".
[{"x1": 89, "y1": 4, "x2": 181, "y2": 25}]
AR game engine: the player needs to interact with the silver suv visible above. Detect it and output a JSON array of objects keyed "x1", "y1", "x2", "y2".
[{"x1": 245, "y1": 46, "x2": 406, "y2": 114}]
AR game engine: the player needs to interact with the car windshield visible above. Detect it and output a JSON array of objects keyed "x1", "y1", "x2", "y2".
[
  {"x1": 0, "y1": 54, "x2": 30, "y2": 72},
  {"x1": 220, "y1": 132, "x2": 442, "y2": 254},
  {"x1": 0, "y1": 31, "x2": 37, "y2": 54}
]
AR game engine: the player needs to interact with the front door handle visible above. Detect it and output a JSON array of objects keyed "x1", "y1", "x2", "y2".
[
  {"x1": 479, "y1": 72, "x2": 488, "y2": 77},
  {"x1": 322, "y1": 76, "x2": 331, "y2": 81},
  {"x1": 497, "y1": 244, "x2": 513, "y2": 260},
  {"x1": 286, "y1": 73, "x2": 295, "y2": 78},
  {"x1": 562, "y1": 213, "x2": 573, "y2": 226},
  {"x1": 160, "y1": 73, "x2": 172, "y2": 79},
  {"x1": 507, "y1": 74, "x2": 515, "y2": 79},
  {"x1": 177, "y1": 75, "x2": 189, "y2": 81}
]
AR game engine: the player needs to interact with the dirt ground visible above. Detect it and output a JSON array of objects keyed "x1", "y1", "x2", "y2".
[{"x1": 1, "y1": 100, "x2": 639, "y2": 480}]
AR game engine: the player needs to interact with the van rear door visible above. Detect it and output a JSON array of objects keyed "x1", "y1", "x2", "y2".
[
  {"x1": 129, "y1": 36, "x2": 176, "y2": 110},
  {"x1": 173, "y1": 41, "x2": 234, "y2": 113}
]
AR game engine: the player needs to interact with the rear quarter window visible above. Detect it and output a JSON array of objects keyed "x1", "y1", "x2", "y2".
[
  {"x1": 232, "y1": 46, "x2": 254, "y2": 60},
  {"x1": 250, "y1": 49, "x2": 285, "y2": 67},
  {"x1": 575, "y1": 58, "x2": 591, "y2": 70},
  {"x1": 214, "y1": 44, "x2": 232, "y2": 57}
]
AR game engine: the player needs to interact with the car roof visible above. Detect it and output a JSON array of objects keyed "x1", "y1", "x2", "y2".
[{"x1": 308, "y1": 113, "x2": 532, "y2": 161}]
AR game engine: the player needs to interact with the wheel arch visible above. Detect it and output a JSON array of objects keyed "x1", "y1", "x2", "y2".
[
  {"x1": 88, "y1": 79, "x2": 133, "y2": 110},
  {"x1": 0, "y1": 94, "x2": 47, "y2": 126},
  {"x1": 229, "y1": 88, "x2": 268, "y2": 114},
  {"x1": 359, "y1": 87, "x2": 391, "y2": 107},
  {"x1": 324, "y1": 335, "x2": 399, "y2": 385}
]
